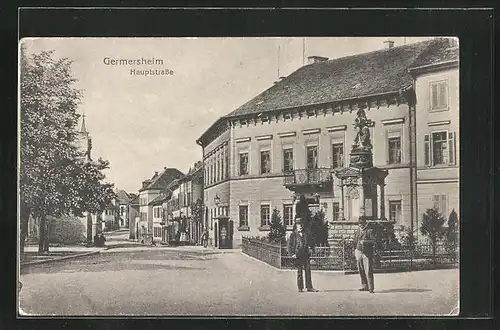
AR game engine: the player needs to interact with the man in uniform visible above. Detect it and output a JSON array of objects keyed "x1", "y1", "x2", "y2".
[
  {"x1": 353, "y1": 217, "x2": 376, "y2": 293},
  {"x1": 287, "y1": 217, "x2": 319, "y2": 292}
]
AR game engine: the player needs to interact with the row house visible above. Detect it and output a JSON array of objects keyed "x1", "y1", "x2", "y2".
[
  {"x1": 196, "y1": 38, "x2": 459, "y2": 249},
  {"x1": 137, "y1": 167, "x2": 184, "y2": 243},
  {"x1": 128, "y1": 193, "x2": 140, "y2": 239},
  {"x1": 163, "y1": 162, "x2": 204, "y2": 244}
]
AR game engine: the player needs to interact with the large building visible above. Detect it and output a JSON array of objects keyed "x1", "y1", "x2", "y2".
[{"x1": 196, "y1": 38, "x2": 459, "y2": 248}]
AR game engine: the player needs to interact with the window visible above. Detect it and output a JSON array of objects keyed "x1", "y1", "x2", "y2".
[
  {"x1": 239, "y1": 205, "x2": 248, "y2": 227},
  {"x1": 333, "y1": 202, "x2": 340, "y2": 221},
  {"x1": 154, "y1": 227, "x2": 162, "y2": 238},
  {"x1": 120, "y1": 206, "x2": 125, "y2": 216},
  {"x1": 283, "y1": 148, "x2": 294, "y2": 173},
  {"x1": 260, "y1": 150, "x2": 271, "y2": 174},
  {"x1": 433, "y1": 194, "x2": 447, "y2": 216},
  {"x1": 389, "y1": 200, "x2": 402, "y2": 224},
  {"x1": 260, "y1": 204, "x2": 270, "y2": 227},
  {"x1": 216, "y1": 159, "x2": 220, "y2": 182},
  {"x1": 424, "y1": 131, "x2": 456, "y2": 166},
  {"x1": 388, "y1": 137, "x2": 402, "y2": 164},
  {"x1": 283, "y1": 204, "x2": 293, "y2": 227},
  {"x1": 239, "y1": 152, "x2": 249, "y2": 176},
  {"x1": 332, "y1": 143, "x2": 344, "y2": 168},
  {"x1": 430, "y1": 81, "x2": 448, "y2": 110},
  {"x1": 153, "y1": 207, "x2": 162, "y2": 218},
  {"x1": 306, "y1": 145, "x2": 318, "y2": 169}
]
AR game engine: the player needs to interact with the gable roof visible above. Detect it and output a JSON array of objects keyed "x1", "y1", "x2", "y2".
[
  {"x1": 139, "y1": 168, "x2": 185, "y2": 192},
  {"x1": 115, "y1": 189, "x2": 130, "y2": 203},
  {"x1": 225, "y1": 38, "x2": 455, "y2": 119}
]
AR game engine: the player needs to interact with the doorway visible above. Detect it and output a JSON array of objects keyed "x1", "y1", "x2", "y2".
[{"x1": 217, "y1": 217, "x2": 233, "y2": 249}]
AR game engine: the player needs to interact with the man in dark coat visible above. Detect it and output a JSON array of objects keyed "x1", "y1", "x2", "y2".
[
  {"x1": 353, "y1": 217, "x2": 376, "y2": 293},
  {"x1": 287, "y1": 217, "x2": 319, "y2": 292}
]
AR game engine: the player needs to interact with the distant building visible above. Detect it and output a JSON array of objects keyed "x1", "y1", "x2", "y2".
[
  {"x1": 128, "y1": 193, "x2": 139, "y2": 239},
  {"x1": 196, "y1": 38, "x2": 459, "y2": 248},
  {"x1": 137, "y1": 168, "x2": 184, "y2": 243}
]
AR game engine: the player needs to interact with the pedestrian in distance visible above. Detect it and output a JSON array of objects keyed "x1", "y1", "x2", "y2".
[
  {"x1": 353, "y1": 217, "x2": 376, "y2": 293},
  {"x1": 287, "y1": 217, "x2": 319, "y2": 293}
]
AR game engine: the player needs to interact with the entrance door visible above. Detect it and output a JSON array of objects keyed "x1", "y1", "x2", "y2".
[{"x1": 218, "y1": 218, "x2": 233, "y2": 249}]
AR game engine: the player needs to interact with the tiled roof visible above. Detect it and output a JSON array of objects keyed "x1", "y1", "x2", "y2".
[
  {"x1": 115, "y1": 189, "x2": 130, "y2": 203},
  {"x1": 224, "y1": 38, "x2": 456, "y2": 118},
  {"x1": 139, "y1": 168, "x2": 185, "y2": 192},
  {"x1": 149, "y1": 193, "x2": 167, "y2": 206},
  {"x1": 409, "y1": 38, "x2": 458, "y2": 69}
]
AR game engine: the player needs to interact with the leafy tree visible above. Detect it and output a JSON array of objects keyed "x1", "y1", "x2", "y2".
[
  {"x1": 20, "y1": 46, "x2": 116, "y2": 253},
  {"x1": 420, "y1": 207, "x2": 446, "y2": 263},
  {"x1": 268, "y1": 208, "x2": 286, "y2": 245}
]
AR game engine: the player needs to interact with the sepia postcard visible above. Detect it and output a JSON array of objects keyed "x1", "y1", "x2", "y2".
[{"x1": 18, "y1": 36, "x2": 460, "y2": 316}]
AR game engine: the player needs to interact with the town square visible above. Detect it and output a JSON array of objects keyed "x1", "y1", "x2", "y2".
[{"x1": 19, "y1": 36, "x2": 459, "y2": 316}]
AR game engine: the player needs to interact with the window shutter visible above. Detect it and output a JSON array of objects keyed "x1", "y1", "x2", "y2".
[
  {"x1": 439, "y1": 83, "x2": 447, "y2": 108},
  {"x1": 448, "y1": 132, "x2": 456, "y2": 165},
  {"x1": 431, "y1": 84, "x2": 438, "y2": 108},
  {"x1": 424, "y1": 134, "x2": 430, "y2": 166},
  {"x1": 441, "y1": 195, "x2": 447, "y2": 216}
]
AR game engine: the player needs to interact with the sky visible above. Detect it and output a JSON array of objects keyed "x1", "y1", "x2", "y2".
[{"x1": 21, "y1": 36, "x2": 434, "y2": 193}]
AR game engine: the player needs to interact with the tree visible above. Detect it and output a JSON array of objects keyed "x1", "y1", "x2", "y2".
[
  {"x1": 20, "y1": 46, "x2": 116, "y2": 253},
  {"x1": 310, "y1": 209, "x2": 329, "y2": 247},
  {"x1": 444, "y1": 209, "x2": 459, "y2": 257},
  {"x1": 268, "y1": 208, "x2": 286, "y2": 245},
  {"x1": 420, "y1": 207, "x2": 446, "y2": 263}
]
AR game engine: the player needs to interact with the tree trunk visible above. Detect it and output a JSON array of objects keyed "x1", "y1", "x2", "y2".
[
  {"x1": 20, "y1": 217, "x2": 28, "y2": 260},
  {"x1": 43, "y1": 218, "x2": 51, "y2": 252},
  {"x1": 19, "y1": 203, "x2": 31, "y2": 260},
  {"x1": 87, "y1": 213, "x2": 93, "y2": 246},
  {"x1": 38, "y1": 215, "x2": 46, "y2": 253}
]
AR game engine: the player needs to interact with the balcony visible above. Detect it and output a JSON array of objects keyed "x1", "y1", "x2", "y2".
[{"x1": 283, "y1": 168, "x2": 333, "y2": 192}]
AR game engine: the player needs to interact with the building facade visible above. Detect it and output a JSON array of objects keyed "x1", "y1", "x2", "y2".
[
  {"x1": 197, "y1": 38, "x2": 459, "y2": 248},
  {"x1": 410, "y1": 42, "x2": 459, "y2": 238},
  {"x1": 137, "y1": 168, "x2": 184, "y2": 243}
]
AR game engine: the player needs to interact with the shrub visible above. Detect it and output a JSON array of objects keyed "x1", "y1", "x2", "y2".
[
  {"x1": 310, "y1": 210, "x2": 329, "y2": 247},
  {"x1": 443, "y1": 209, "x2": 459, "y2": 255},
  {"x1": 268, "y1": 208, "x2": 287, "y2": 245},
  {"x1": 420, "y1": 207, "x2": 446, "y2": 262},
  {"x1": 48, "y1": 216, "x2": 86, "y2": 245}
]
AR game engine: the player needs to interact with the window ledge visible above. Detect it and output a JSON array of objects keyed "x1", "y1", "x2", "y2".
[
  {"x1": 237, "y1": 226, "x2": 250, "y2": 231},
  {"x1": 429, "y1": 107, "x2": 450, "y2": 113},
  {"x1": 258, "y1": 226, "x2": 270, "y2": 231}
]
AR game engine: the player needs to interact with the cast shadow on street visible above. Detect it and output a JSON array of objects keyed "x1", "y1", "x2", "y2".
[
  {"x1": 375, "y1": 288, "x2": 432, "y2": 293},
  {"x1": 319, "y1": 288, "x2": 432, "y2": 293}
]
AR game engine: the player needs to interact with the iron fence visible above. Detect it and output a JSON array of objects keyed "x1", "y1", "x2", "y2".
[{"x1": 242, "y1": 237, "x2": 458, "y2": 272}]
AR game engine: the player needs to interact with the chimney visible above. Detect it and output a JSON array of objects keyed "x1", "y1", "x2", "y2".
[
  {"x1": 384, "y1": 40, "x2": 395, "y2": 49},
  {"x1": 307, "y1": 56, "x2": 328, "y2": 65}
]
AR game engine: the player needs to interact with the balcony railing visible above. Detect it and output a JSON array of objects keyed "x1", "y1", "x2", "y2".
[{"x1": 283, "y1": 168, "x2": 333, "y2": 187}]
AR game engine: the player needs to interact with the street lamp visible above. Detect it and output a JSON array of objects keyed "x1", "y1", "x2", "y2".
[{"x1": 214, "y1": 194, "x2": 220, "y2": 206}]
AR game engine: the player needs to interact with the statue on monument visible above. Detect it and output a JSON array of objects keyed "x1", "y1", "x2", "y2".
[{"x1": 352, "y1": 108, "x2": 375, "y2": 151}]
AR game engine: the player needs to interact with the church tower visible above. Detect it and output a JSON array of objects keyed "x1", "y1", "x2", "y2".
[{"x1": 75, "y1": 113, "x2": 92, "y2": 162}]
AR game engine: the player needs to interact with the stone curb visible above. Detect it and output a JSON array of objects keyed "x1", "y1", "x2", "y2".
[{"x1": 20, "y1": 250, "x2": 102, "y2": 266}]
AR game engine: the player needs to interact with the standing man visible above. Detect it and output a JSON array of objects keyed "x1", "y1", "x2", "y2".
[
  {"x1": 353, "y1": 217, "x2": 376, "y2": 293},
  {"x1": 287, "y1": 217, "x2": 319, "y2": 293}
]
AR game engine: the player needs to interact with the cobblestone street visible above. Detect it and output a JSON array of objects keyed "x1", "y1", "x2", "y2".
[{"x1": 19, "y1": 248, "x2": 459, "y2": 316}]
